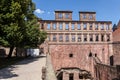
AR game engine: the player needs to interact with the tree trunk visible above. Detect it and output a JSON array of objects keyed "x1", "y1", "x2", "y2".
[{"x1": 7, "y1": 46, "x2": 14, "y2": 58}]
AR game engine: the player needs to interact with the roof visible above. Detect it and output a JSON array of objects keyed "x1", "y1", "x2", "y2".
[
  {"x1": 55, "y1": 10, "x2": 73, "y2": 13},
  {"x1": 79, "y1": 11, "x2": 96, "y2": 14}
]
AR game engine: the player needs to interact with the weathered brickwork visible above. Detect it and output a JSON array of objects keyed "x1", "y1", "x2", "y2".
[{"x1": 39, "y1": 10, "x2": 113, "y2": 80}]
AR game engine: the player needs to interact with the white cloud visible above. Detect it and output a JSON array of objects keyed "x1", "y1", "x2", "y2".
[
  {"x1": 35, "y1": 9, "x2": 45, "y2": 14},
  {"x1": 47, "y1": 12, "x2": 50, "y2": 14}
]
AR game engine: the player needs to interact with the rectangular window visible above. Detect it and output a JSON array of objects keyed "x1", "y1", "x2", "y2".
[
  {"x1": 65, "y1": 13, "x2": 69, "y2": 19},
  {"x1": 53, "y1": 23, "x2": 56, "y2": 30},
  {"x1": 107, "y1": 34, "x2": 110, "y2": 41},
  {"x1": 65, "y1": 23, "x2": 69, "y2": 30},
  {"x1": 58, "y1": 13, "x2": 62, "y2": 18},
  {"x1": 59, "y1": 35, "x2": 63, "y2": 42},
  {"x1": 47, "y1": 23, "x2": 50, "y2": 30},
  {"x1": 89, "y1": 23, "x2": 92, "y2": 30},
  {"x1": 101, "y1": 24, "x2": 104, "y2": 30},
  {"x1": 95, "y1": 24, "x2": 98, "y2": 30},
  {"x1": 78, "y1": 34, "x2": 81, "y2": 42},
  {"x1": 89, "y1": 34, "x2": 93, "y2": 42},
  {"x1": 71, "y1": 24, "x2": 75, "y2": 30},
  {"x1": 53, "y1": 35, "x2": 56, "y2": 41},
  {"x1": 101, "y1": 35, "x2": 104, "y2": 41},
  {"x1": 106, "y1": 24, "x2": 109, "y2": 30},
  {"x1": 66, "y1": 35, "x2": 69, "y2": 42},
  {"x1": 59, "y1": 23, "x2": 63, "y2": 30},
  {"x1": 72, "y1": 35, "x2": 75, "y2": 42},
  {"x1": 83, "y1": 14, "x2": 86, "y2": 19},
  {"x1": 89, "y1": 15, "x2": 93, "y2": 19},
  {"x1": 95, "y1": 34, "x2": 99, "y2": 41},
  {"x1": 83, "y1": 24, "x2": 87, "y2": 30},
  {"x1": 69, "y1": 73, "x2": 74, "y2": 80},
  {"x1": 77, "y1": 24, "x2": 81, "y2": 30},
  {"x1": 48, "y1": 36, "x2": 50, "y2": 41},
  {"x1": 84, "y1": 34, "x2": 87, "y2": 42}
]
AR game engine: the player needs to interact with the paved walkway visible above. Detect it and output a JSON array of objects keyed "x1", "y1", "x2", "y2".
[{"x1": 0, "y1": 55, "x2": 46, "y2": 80}]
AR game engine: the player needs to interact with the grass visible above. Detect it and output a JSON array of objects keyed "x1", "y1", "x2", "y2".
[{"x1": 0, "y1": 56, "x2": 25, "y2": 69}]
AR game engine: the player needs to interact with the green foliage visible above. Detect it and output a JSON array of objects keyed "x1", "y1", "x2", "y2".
[{"x1": 0, "y1": 0, "x2": 47, "y2": 57}]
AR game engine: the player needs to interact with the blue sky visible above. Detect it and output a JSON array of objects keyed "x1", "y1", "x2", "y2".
[{"x1": 33, "y1": 0, "x2": 120, "y2": 25}]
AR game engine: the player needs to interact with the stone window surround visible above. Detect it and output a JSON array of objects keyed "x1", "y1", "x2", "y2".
[
  {"x1": 45, "y1": 22, "x2": 111, "y2": 31},
  {"x1": 48, "y1": 33, "x2": 111, "y2": 42}
]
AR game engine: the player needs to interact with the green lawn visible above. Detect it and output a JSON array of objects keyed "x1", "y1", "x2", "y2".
[{"x1": 0, "y1": 57, "x2": 25, "y2": 69}]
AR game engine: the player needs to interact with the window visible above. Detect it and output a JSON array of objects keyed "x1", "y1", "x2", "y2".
[
  {"x1": 83, "y1": 24, "x2": 87, "y2": 30},
  {"x1": 65, "y1": 13, "x2": 69, "y2": 19},
  {"x1": 69, "y1": 73, "x2": 74, "y2": 80},
  {"x1": 107, "y1": 34, "x2": 110, "y2": 41},
  {"x1": 66, "y1": 35, "x2": 69, "y2": 42},
  {"x1": 95, "y1": 34, "x2": 99, "y2": 41},
  {"x1": 78, "y1": 34, "x2": 81, "y2": 42},
  {"x1": 59, "y1": 35, "x2": 63, "y2": 42},
  {"x1": 95, "y1": 24, "x2": 98, "y2": 30},
  {"x1": 83, "y1": 14, "x2": 86, "y2": 19},
  {"x1": 79, "y1": 74, "x2": 83, "y2": 79},
  {"x1": 101, "y1": 35, "x2": 104, "y2": 41},
  {"x1": 47, "y1": 23, "x2": 50, "y2": 30},
  {"x1": 53, "y1": 35, "x2": 56, "y2": 41},
  {"x1": 89, "y1": 24, "x2": 92, "y2": 30},
  {"x1": 48, "y1": 36, "x2": 50, "y2": 41},
  {"x1": 69, "y1": 53, "x2": 73, "y2": 58},
  {"x1": 84, "y1": 34, "x2": 87, "y2": 42},
  {"x1": 89, "y1": 15, "x2": 93, "y2": 19},
  {"x1": 58, "y1": 13, "x2": 62, "y2": 18},
  {"x1": 59, "y1": 23, "x2": 63, "y2": 30},
  {"x1": 77, "y1": 24, "x2": 81, "y2": 30},
  {"x1": 89, "y1": 34, "x2": 93, "y2": 42},
  {"x1": 101, "y1": 24, "x2": 104, "y2": 30},
  {"x1": 72, "y1": 35, "x2": 75, "y2": 42},
  {"x1": 53, "y1": 23, "x2": 56, "y2": 30},
  {"x1": 106, "y1": 24, "x2": 109, "y2": 30},
  {"x1": 65, "y1": 23, "x2": 69, "y2": 30},
  {"x1": 71, "y1": 24, "x2": 75, "y2": 30}
]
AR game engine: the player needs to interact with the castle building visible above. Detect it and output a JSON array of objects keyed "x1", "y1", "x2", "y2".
[{"x1": 39, "y1": 10, "x2": 113, "y2": 80}]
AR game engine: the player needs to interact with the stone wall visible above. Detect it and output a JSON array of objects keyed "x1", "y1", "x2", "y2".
[
  {"x1": 113, "y1": 42, "x2": 120, "y2": 66},
  {"x1": 95, "y1": 63, "x2": 118, "y2": 80},
  {"x1": 49, "y1": 44, "x2": 111, "y2": 78}
]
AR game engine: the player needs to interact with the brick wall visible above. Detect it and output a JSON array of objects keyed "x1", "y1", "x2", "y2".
[{"x1": 49, "y1": 44, "x2": 111, "y2": 78}]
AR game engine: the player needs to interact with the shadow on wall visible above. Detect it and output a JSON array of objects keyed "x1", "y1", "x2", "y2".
[{"x1": 0, "y1": 49, "x2": 6, "y2": 57}]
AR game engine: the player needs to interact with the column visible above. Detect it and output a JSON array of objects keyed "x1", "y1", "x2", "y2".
[
  {"x1": 56, "y1": 22, "x2": 59, "y2": 31},
  {"x1": 69, "y1": 33, "x2": 71, "y2": 42},
  {"x1": 76, "y1": 33, "x2": 78, "y2": 42},
  {"x1": 63, "y1": 22, "x2": 65, "y2": 30},
  {"x1": 50, "y1": 22, "x2": 52, "y2": 30},
  {"x1": 81, "y1": 33, "x2": 84, "y2": 42},
  {"x1": 74, "y1": 72, "x2": 79, "y2": 80},
  {"x1": 93, "y1": 34, "x2": 95, "y2": 42},
  {"x1": 75, "y1": 22, "x2": 77, "y2": 30},
  {"x1": 93, "y1": 23, "x2": 95, "y2": 31},
  {"x1": 104, "y1": 34, "x2": 107, "y2": 42},
  {"x1": 57, "y1": 33, "x2": 59, "y2": 42},
  {"x1": 81, "y1": 23, "x2": 83, "y2": 30},
  {"x1": 87, "y1": 33, "x2": 89, "y2": 42},
  {"x1": 63, "y1": 72, "x2": 69, "y2": 80},
  {"x1": 98, "y1": 23, "x2": 101, "y2": 31},
  {"x1": 87, "y1": 23, "x2": 89, "y2": 30},
  {"x1": 69, "y1": 22, "x2": 71, "y2": 31}
]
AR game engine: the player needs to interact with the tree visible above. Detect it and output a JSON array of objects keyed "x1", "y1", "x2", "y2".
[{"x1": 0, "y1": 0, "x2": 47, "y2": 58}]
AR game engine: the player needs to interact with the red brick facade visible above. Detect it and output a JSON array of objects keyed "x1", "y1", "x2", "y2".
[{"x1": 39, "y1": 10, "x2": 113, "y2": 80}]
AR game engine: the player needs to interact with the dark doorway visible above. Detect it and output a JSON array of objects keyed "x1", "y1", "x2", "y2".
[{"x1": 69, "y1": 73, "x2": 74, "y2": 80}]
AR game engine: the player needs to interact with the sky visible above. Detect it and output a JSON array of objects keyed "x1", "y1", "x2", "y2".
[{"x1": 32, "y1": 0, "x2": 120, "y2": 25}]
